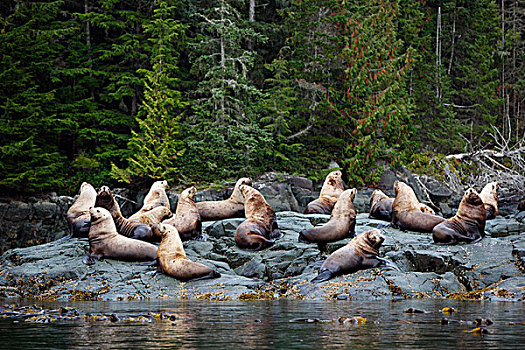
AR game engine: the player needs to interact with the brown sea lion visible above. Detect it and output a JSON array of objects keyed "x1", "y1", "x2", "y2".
[
  {"x1": 128, "y1": 205, "x2": 172, "y2": 225},
  {"x1": 311, "y1": 229, "x2": 399, "y2": 283},
  {"x1": 433, "y1": 188, "x2": 487, "y2": 245},
  {"x1": 82, "y1": 207, "x2": 158, "y2": 265},
  {"x1": 369, "y1": 189, "x2": 394, "y2": 221},
  {"x1": 304, "y1": 170, "x2": 344, "y2": 214},
  {"x1": 95, "y1": 186, "x2": 152, "y2": 240},
  {"x1": 153, "y1": 223, "x2": 220, "y2": 281},
  {"x1": 162, "y1": 186, "x2": 202, "y2": 241},
  {"x1": 235, "y1": 185, "x2": 282, "y2": 250},
  {"x1": 196, "y1": 177, "x2": 252, "y2": 221},
  {"x1": 299, "y1": 188, "x2": 357, "y2": 244},
  {"x1": 66, "y1": 182, "x2": 97, "y2": 238},
  {"x1": 519, "y1": 200, "x2": 525, "y2": 212},
  {"x1": 479, "y1": 181, "x2": 498, "y2": 220},
  {"x1": 392, "y1": 181, "x2": 445, "y2": 232}
]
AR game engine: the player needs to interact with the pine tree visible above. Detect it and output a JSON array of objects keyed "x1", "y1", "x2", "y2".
[
  {"x1": 112, "y1": 0, "x2": 187, "y2": 184},
  {"x1": 184, "y1": 0, "x2": 272, "y2": 181},
  {"x1": 330, "y1": 0, "x2": 415, "y2": 185}
]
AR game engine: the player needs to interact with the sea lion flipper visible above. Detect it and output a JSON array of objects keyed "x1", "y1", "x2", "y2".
[
  {"x1": 187, "y1": 270, "x2": 221, "y2": 282},
  {"x1": 375, "y1": 257, "x2": 400, "y2": 271},
  {"x1": 311, "y1": 270, "x2": 333, "y2": 283},
  {"x1": 82, "y1": 253, "x2": 101, "y2": 265},
  {"x1": 136, "y1": 258, "x2": 159, "y2": 266}
]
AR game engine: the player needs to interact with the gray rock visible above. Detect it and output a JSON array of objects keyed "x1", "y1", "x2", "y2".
[{"x1": 486, "y1": 218, "x2": 525, "y2": 237}]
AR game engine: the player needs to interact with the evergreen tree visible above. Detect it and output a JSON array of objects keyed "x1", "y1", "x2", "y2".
[
  {"x1": 330, "y1": 0, "x2": 415, "y2": 185},
  {"x1": 112, "y1": 0, "x2": 187, "y2": 184},
  {"x1": 185, "y1": 0, "x2": 272, "y2": 181}
]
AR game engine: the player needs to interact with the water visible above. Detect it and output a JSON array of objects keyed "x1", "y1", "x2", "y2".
[{"x1": 0, "y1": 299, "x2": 524, "y2": 349}]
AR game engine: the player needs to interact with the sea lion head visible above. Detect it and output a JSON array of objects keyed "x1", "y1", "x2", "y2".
[
  {"x1": 481, "y1": 181, "x2": 498, "y2": 200},
  {"x1": 80, "y1": 182, "x2": 94, "y2": 193},
  {"x1": 152, "y1": 222, "x2": 169, "y2": 239},
  {"x1": 365, "y1": 229, "x2": 385, "y2": 250},
  {"x1": 180, "y1": 186, "x2": 196, "y2": 200},
  {"x1": 89, "y1": 207, "x2": 111, "y2": 223},
  {"x1": 95, "y1": 186, "x2": 116, "y2": 211},
  {"x1": 239, "y1": 184, "x2": 253, "y2": 198},
  {"x1": 327, "y1": 170, "x2": 342, "y2": 187},
  {"x1": 152, "y1": 180, "x2": 168, "y2": 190},
  {"x1": 231, "y1": 178, "x2": 253, "y2": 202},
  {"x1": 237, "y1": 177, "x2": 253, "y2": 187},
  {"x1": 465, "y1": 188, "x2": 483, "y2": 206},
  {"x1": 158, "y1": 206, "x2": 173, "y2": 219}
]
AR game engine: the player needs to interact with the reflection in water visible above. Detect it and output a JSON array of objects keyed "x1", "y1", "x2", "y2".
[{"x1": 0, "y1": 299, "x2": 524, "y2": 349}]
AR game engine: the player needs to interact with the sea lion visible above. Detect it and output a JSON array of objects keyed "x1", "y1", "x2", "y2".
[
  {"x1": 519, "y1": 200, "x2": 525, "y2": 212},
  {"x1": 479, "y1": 181, "x2": 498, "y2": 220},
  {"x1": 235, "y1": 185, "x2": 282, "y2": 250},
  {"x1": 433, "y1": 188, "x2": 487, "y2": 245},
  {"x1": 299, "y1": 188, "x2": 357, "y2": 244},
  {"x1": 129, "y1": 180, "x2": 170, "y2": 219},
  {"x1": 95, "y1": 186, "x2": 152, "y2": 240},
  {"x1": 311, "y1": 229, "x2": 399, "y2": 283},
  {"x1": 66, "y1": 182, "x2": 97, "y2": 238},
  {"x1": 162, "y1": 186, "x2": 202, "y2": 241},
  {"x1": 304, "y1": 170, "x2": 344, "y2": 214},
  {"x1": 82, "y1": 207, "x2": 158, "y2": 265},
  {"x1": 391, "y1": 181, "x2": 445, "y2": 232},
  {"x1": 196, "y1": 177, "x2": 252, "y2": 221},
  {"x1": 128, "y1": 205, "x2": 172, "y2": 225},
  {"x1": 153, "y1": 223, "x2": 221, "y2": 281},
  {"x1": 369, "y1": 189, "x2": 394, "y2": 221}
]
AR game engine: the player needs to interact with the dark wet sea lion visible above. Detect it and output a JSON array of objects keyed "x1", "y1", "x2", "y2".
[
  {"x1": 311, "y1": 229, "x2": 398, "y2": 283},
  {"x1": 369, "y1": 189, "x2": 394, "y2": 221},
  {"x1": 196, "y1": 177, "x2": 252, "y2": 221},
  {"x1": 433, "y1": 188, "x2": 487, "y2": 245},
  {"x1": 391, "y1": 181, "x2": 444, "y2": 232},
  {"x1": 82, "y1": 207, "x2": 157, "y2": 265},
  {"x1": 235, "y1": 185, "x2": 282, "y2": 250},
  {"x1": 162, "y1": 186, "x2": 202, "y2": 241},
  {"x1": 479, "y1": 181, "x2": 498, "y2": 220},
  {"x1": 95, "y1": 186, "x2": 152, "y2": 240},
  {"x1": 299, "y1": 188, "x2": 357, "y2": 244},
  {"x1": 128, "y1": 205, "x2": 172, "y2": 225},
  {"x1": 66, "y1": 182, "x2": 97, "y2": 238},
  {"x1": 153, "y1": 223, "x2": 220, "y2": 281},
  {"x1": 304, "y1": 170, "x2": 344, "y2": 214}
]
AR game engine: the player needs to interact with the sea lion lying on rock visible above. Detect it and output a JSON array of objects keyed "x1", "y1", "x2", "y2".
[
  {"x1": 479, "y1": 181, "x2": 498, "y2": 220},
  {"x1": 162, "y1": 186, "x2": 202, "y2": 241},
  {"x1": 433, "y1": 188, "x2": 487, "y2": 245},
  {"x1": 153, "y1": 223, "x2": 220, "y2": 281},
  {"x1": 95, "y1": 186, "x2": 152, "y2": 240},
  {"x1": 368, "y1": 189, "x2": 394, "y2": 221},
  {"x1": 311, "y1": 229, "x2": 398, "y2": 283},
  {"x1": 304, "y1": 170, "x2": 344, "y2": 214},
  {"x1": 66, "y1": 182, "x2": 97, "y2": 238},
  {"x1": 83, "y1": 207, "x2": 157, "y2": 265},
  {"x1": 235, "y1": 185, "x2": 282, "y2": 250},
  {"x1": 196, "y1": 177, "x2": 252, "y2": 221},
  {"x1": 391, "y1": 181, "x2": 444, "y2": 232},
  {"x1": 299, "y1": 188, "x2": 357, "y2": 244}
]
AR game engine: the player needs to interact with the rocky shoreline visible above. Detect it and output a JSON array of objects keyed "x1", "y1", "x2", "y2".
[
  {"x1": 0, "y1": 170, "x2": 524, "y2": 302},
  {"x1": 1, "y1": 211, "x2": 523, "y2": 302}
]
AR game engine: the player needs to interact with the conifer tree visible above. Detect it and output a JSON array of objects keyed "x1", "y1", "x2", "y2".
[{"x1": 112, "y1": 0, "x2": 187, "y2": 183}]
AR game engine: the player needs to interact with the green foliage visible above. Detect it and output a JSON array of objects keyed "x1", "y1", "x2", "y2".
[{"x1": 112, "y1": 0, "x2": 187, "y2": 184}]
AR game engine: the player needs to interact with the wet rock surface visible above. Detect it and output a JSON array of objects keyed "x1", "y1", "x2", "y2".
[{"x1": 1, "y1": 212, "x2": 522, "y2": 302}]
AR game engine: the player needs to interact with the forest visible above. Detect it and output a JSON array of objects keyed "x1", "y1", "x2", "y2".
[{"x1": 0, "y1": 0, "x2": 523, "y2": 194}]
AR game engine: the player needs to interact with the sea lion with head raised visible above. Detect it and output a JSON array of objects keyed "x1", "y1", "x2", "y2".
[
  {"x1": 479, "y1": 181, "x2": 498, "y2": 220},
  {"x1": 162, "y1": 186, "x2": 202, "y2": 241},
  {"x1": 196, "y1": 177, "x2": 252, "y2": 221},
  {"x1": 129, "y1": 180, "x2": 170, "y2": 220},
  {"x1": 391, "y1": 181, "x2": 445, "y2": 232},
  {"x1": 82, "y1": 207, "x2": 158, "y2": 265},
  {"x1": 311, "y1": 229, "x2": 398, "y2": 283},
  {"x1": 368, "y1": 189, "x2": 394, "y2": 221},
  {"x1": 299, "y1": 188, "x2": 357, "y2": 244},
  {"x1": 95, "y1": 186, "x2": 152, "y2": 240},
  {"x1": 128, "y1": 205, "x2": 172, "y2": 225},
  {"x1": 235, "y1": 185, "x2": 282, "y2": 250},
  {"x1": 153, "y1": 223, "x2": 221, "y2": 281},
  {"x1": 433, "y1": 188, "x2": 487, "y2": 245},
  {"x1": 304, "y1": 170, "x2": 344, "y2": 214},
  {"x1": 66, "y1": 182, "x2": 97, "y2": 238}
]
